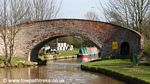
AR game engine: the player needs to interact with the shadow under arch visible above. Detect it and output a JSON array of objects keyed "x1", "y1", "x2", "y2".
[
  {"x1": 30, "y1": 36, "x2": 65, "y2": 63},
  {"x1": 120, "y1": 42, "x2": 130, "y2": 56},
  {"x1": 30, "y1": 34, "x2": 102, "y2": 65}
]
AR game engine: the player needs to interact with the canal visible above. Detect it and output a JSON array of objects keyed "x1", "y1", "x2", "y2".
[{"x1": 0, "y1": 58, "x2": 124, "y2": 84}]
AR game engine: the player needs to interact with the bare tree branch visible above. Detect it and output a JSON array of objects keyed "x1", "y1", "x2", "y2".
[{"x1": 99, "y1": 0, "x2": 150, "y2": 34}]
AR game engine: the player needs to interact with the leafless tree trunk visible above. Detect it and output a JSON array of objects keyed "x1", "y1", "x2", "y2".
[{"x1": 8, "y1": 0, "x2": 30, "y2": 63}]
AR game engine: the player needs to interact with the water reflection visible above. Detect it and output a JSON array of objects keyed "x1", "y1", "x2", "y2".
[{"x1": 0, "y1": 58, "x2": 124, "y2": 84}]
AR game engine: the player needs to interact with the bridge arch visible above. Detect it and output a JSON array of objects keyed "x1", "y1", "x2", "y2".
[
  {"x1": 0, "y1": 19, "x2": 143, "y2": 63},
  {"x1": 30, "y1": 34, "x2": 101, "y2": 63}
]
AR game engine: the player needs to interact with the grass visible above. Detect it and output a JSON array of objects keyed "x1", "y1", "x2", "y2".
[
  {"x1": 0, "y1": 56, "x2": 5, "y2": 64},
  {"x1": 0, "y1": 56, "x2": 25, "y2": 62},
  {"x1": 57, "y1": 48, "x2": 79, "y2": 57},
  {"x1": 38, "y1": 49, "x2": 79, "y2": 60},
  {"x1": 0, "y1": 56, "x2": 37, "y2": 67},
  {"x1": 40, "y1": 48, "x2": 79, "y2": 57},
  {"x1": 143, "y1": 40, "x2": 150, "y2": 61},
  {"x1": 144, "y1": 40, "x2": 150, "y2": 53},
  {"x1": 82, "y1": 59, "x2": 150, "y2": 83}
]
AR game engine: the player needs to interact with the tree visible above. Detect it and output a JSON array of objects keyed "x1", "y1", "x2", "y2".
[
  {"x1": 0, "y1": 0, "x2": 62, "y2": 66},
  {"x1": 99, "y1": 0, "x2": 150, "y2": 34},
  {"x1": 0, "y1": 0, "x2": 29, "y2": 66},
  {"x1": 85, "y1": 11, "x2": 99, "y2": 21},
  {"x1": 48, "y1": 36, "x2": 83, "y2": 48},
  {"x1": 27, "y1": 0, "x2": 62, "y2": 21}
]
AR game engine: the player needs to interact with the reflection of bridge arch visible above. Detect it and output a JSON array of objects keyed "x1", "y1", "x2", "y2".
[{"x1": 0, "y1": 19, "x2": 143, "y2": 64}]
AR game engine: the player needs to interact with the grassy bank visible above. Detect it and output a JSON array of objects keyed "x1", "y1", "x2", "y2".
[
  {"x1": 57, "y1": 48, "x2": 79, "y2": 57},
  {"x1": 143, "y1": 40, "x2": 150, "y2": 61},
  {"x1": 40, "y1": 48, "x2": 79, "y2": 57},
  {"x1": 82, "y1": 59, "x2": 150, "y2": 83},
  {"x1": 0, "y1": 56, "x2": 37, "y2": 68},
  {"x1": 38, "y1": 49, "x2": 79, "y2": 60},
  {"x1": 144, "y1": 40, "x2": 150, "y2": 53}
]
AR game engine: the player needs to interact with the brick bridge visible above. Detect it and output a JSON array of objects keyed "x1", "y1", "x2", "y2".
[{"x1": 0, "y1": 19, "x2": 143, "y2": 64}]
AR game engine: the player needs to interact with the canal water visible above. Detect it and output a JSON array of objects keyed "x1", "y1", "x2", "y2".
[{"x1": 0, "y1": 58, "x2": 124, "y2": 84}]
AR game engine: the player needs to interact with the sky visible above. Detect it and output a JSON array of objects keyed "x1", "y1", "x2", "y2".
[{"x1": 57, "y1": 0, "x2": 108, "y2": 21}]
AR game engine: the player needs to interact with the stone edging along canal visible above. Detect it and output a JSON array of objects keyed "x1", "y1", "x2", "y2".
[{"x1": 81, "y1": 63, "x2": 149, "y2": 84}]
